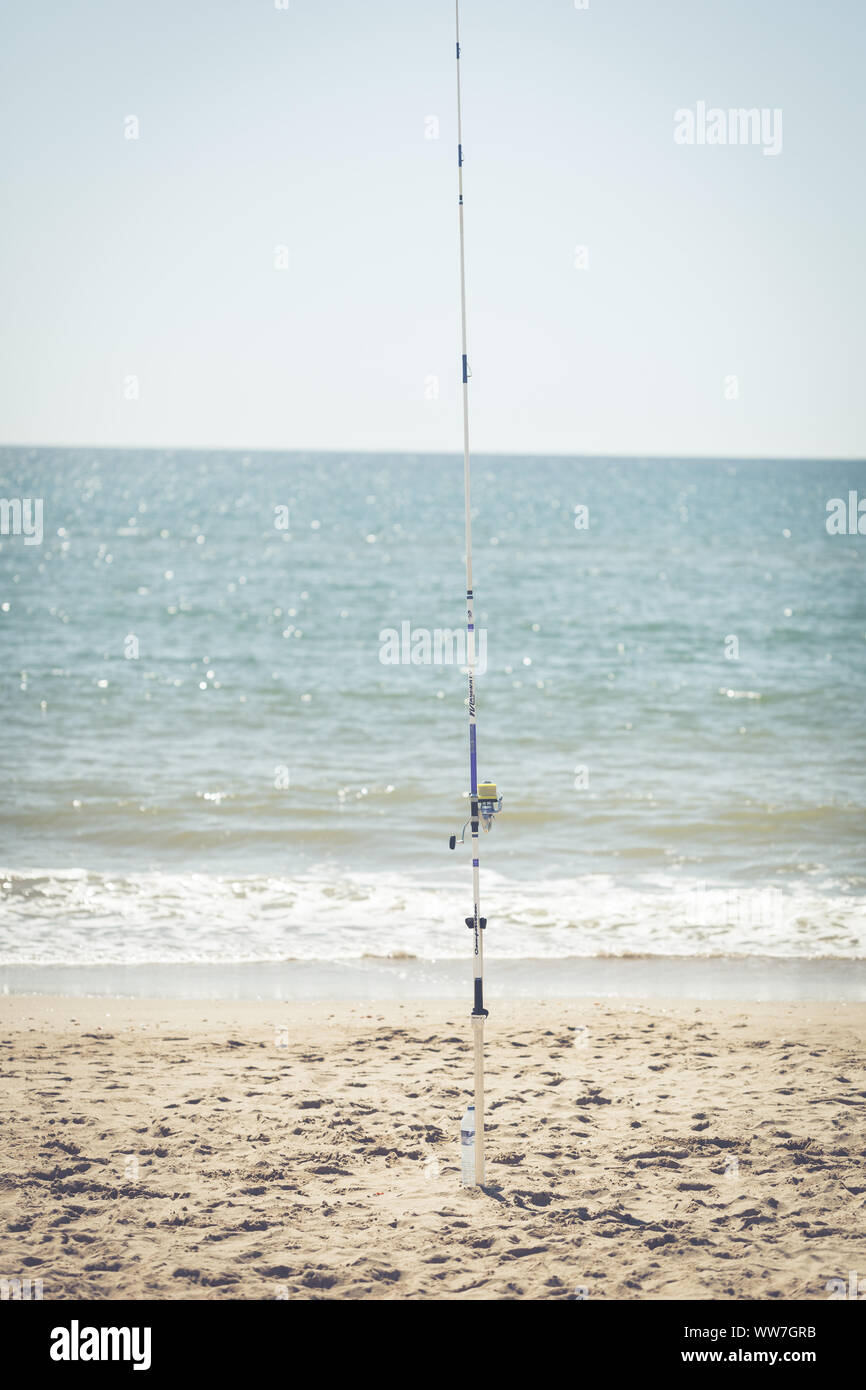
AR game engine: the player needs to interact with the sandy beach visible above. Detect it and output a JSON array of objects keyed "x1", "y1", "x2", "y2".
[{"x1": 1, "y1": 995, "x2": 863, "y2": 1301}]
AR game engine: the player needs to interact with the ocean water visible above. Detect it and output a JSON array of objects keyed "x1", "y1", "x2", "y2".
[{"x1": 1, "y1": 448, "x2": 865, "y2": 969}]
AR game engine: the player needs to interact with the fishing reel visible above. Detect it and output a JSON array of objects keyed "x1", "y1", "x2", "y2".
[{"x1": 449, "y1": 782, "x2": 503, "y2": 848}]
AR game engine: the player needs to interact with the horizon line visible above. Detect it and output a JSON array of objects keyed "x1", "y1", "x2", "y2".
[{"x1": 1, "y1": 442, "x2": 864, "y2": 465}]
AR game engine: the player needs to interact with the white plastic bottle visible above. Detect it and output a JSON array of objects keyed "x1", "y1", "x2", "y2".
[{"x1": 460, "y1": 1104, "x2": 476, "y2": 1186}]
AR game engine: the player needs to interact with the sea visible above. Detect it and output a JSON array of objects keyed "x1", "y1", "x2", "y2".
[{"x1": 1, "y1": 448, "x2": 865, "y2": 999}]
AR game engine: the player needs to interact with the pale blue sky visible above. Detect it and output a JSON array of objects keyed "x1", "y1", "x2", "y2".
[{"x1": 1, "y1": 0, "x2": 864, "y2": 456}]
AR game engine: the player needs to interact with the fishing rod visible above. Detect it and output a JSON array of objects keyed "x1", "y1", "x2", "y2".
[{"x1": 447, "y1": 0, "x2": 504, "y2": 1190}]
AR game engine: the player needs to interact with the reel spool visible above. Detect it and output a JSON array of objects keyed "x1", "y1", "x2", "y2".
[{"x1": 449, "y1": 780, "x2": 503, "y2": 848}]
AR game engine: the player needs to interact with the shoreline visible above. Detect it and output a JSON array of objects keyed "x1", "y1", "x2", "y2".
[{"x1": 2, "y1": 953, "x2": 865, "y2": 1001}]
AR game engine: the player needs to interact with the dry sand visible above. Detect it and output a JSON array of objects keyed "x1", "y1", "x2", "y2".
[{"x1": 1, "y1": 995, "x2": 863, "y2": 1300}]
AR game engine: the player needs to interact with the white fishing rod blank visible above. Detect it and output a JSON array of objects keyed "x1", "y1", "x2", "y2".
[{"x1": 447, "y1": 0, "x2": 504, "y2": 1190}]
